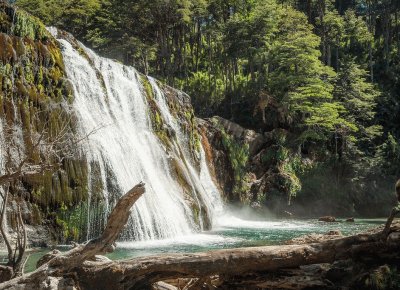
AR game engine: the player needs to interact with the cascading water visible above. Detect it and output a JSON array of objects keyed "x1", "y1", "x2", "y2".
[
  {"x1": 149, "y1": 78, "x2": 223, "y2": 223},
  {"x1": 53, "y1": 33, "x2": 224, "y2": 241}
]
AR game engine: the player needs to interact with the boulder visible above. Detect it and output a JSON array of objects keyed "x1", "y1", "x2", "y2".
[
  {"x1": 0, "y1": 265, "x2": 13, "y2": 283},
  {"x1": 285, "y1": 230, "x2": 343, "y2": 245},
  {"x1": 318, "y1": 216, "x2": 336, "y2": 222}
]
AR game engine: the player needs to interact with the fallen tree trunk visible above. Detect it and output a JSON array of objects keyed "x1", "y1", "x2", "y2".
[
  {"x1": 0, "y1": 181, "x2": 398, "y2": 290},
  {"x1": 74, "y1": 224, "x2": 400, "y2": 289},
  {"x1": 0, "y1": 182, "x2": 146, "y2": 290}
]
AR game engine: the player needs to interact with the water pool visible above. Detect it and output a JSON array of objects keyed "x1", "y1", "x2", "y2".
[{"x1": 22, "y1": 217, "x2": 386, "y2": 273}]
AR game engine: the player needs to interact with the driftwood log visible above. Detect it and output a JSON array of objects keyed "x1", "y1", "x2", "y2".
[
  {"x1": 74, "y1": 225, "x2": 400, "y2": 289},
  {"x1": 0, "y1": 181, "x2": 399, "y2": 289}
]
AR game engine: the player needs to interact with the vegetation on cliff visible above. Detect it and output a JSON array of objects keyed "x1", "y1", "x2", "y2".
[{"x1": 0, "y1": 2, "x2": 110, "y2": 243}]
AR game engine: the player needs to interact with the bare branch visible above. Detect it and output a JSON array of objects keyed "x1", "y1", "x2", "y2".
[
  {"x1": 0, "y1": 182, "x2": 146, "y2": 289},
  {"x1": 0, "y1": 185, "x2": 13, "y2": 263}
]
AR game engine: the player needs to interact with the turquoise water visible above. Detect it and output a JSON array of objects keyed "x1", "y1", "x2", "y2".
[{"x1": 23, "y1": 217, "x2": 385, "y2": 273}]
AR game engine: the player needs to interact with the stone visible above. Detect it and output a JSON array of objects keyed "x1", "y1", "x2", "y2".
[
  {"x1": 250, "y1": 201, "x2": 261, "y2": 210},
  {"x1": 0, "y1": 265, "x2": 13, "y2": 283},
  {"x1": 283, "y1": 210, "x2": 294, "y2": 217},
  {"x1": 327, "y1": 230, "x2": 342, "y2": 236},
  {"x1": 318, "y1": 216, "x2": 336, "y2": 222},
  {"x1": 346, "y1": 217, "x2": 355, "y2": 222}
]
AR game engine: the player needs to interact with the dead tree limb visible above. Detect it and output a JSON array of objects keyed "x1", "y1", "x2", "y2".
[
  {"x1": 0, "y1": 118, "x2": 105, "y2": 277},
  {"x1": 73, "y1": 227, "x2": 400, "y2": 289},
  {"x1": 382, "y1": 178, "x2": 400, "y2": 236},
  {"x1": 0, "y1": 185, "x2": 13, "y2": 264},
  {"x1": 0, "y1": 182, "x2": 146, "y2": 289},
  {"x1": 1, "y1": 181, "x2": 398, "y2": 290},
  {"x1": 383, "y1": 205, "x2": 400, "y2": 236}
]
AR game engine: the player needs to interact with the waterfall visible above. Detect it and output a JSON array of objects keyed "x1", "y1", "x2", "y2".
[
  {"x1": 149, "y1": 78, "x2": 223, "y2": 223},
  {"x1": 54, "y1": 35, "x2": 224, "y2": 241}
]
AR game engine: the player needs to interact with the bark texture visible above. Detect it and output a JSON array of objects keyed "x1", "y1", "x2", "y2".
[{"x1": 74, "y1": 225, "x2": 400, "y2": 289}]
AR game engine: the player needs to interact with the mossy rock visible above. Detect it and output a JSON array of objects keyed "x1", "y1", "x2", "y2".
[{"x1": 0, "y1": 3, "x2": 94, "y2": 242}]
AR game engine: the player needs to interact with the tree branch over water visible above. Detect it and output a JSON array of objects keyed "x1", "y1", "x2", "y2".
[{"x1": 0, "y1": 182, "x2": 146, "y2": 289}]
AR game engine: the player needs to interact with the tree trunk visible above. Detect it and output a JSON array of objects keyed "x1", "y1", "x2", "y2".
[{"x1": 71, "y1": 224, "x2": 400, "y2": 289}]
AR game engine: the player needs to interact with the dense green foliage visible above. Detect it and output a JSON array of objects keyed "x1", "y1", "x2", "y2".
[{"x1": 13, "y1": 0, "x2": 400, "y2": 213}]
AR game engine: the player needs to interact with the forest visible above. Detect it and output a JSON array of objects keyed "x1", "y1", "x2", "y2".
[{"x1": 13, "y1": 0, "x2": 400, "y2": 213}]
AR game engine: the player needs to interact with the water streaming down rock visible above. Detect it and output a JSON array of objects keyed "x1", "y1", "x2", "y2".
[
  {"x1": 148, "y1": 77, "x2": 224, "y2": 224},
  {"x1": 55, "y1": 35, "x2": 224, "y2": 241}
]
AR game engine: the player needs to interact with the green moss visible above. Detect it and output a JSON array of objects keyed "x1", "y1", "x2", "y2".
[
  {"x1": 220, "y1": 127, "x2": 249, "y2": 194},
  {"x1": 0, "y1": 3, "x2": 93, "y2": 242},
  {"x1": 49, "y1": 67, "x2": 62, "y2": 82},
  {"x1": 279, "y1": 159, "x2": 301, "y2": 203},
  {"x1": 140, "y1": 74, "x2": 154, "y2": 100},
  {"x1": 55, "y1": 200, "x2": 106, "y2": 242},
  {"x1": 12, "y1": 9, "x2": 50, "y2": 41},
  {"x1": 139, "y1": 74, "x2": 174, "y2": 150},
  {"x1": 170, "y1": 158, "x2": 191, "y2": 192},
  {"x1": 260, "y1": 130, "x2": 306, "y2": 204},
  {"x1": 0, "y1": 10, "x2": 11, "y2": 32},
  {"x1": 48, "y1": 43, "x2": 64, "y2": 70}
]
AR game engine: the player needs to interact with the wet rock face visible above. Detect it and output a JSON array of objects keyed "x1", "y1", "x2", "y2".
[
  {"x1": 0, "y1": 4, "x2": 93, "y2": 244},
  {"x1": 209, "y1": 116, "x2": 266, "y2": 156},
  {"x1": 197, "y1": 118, "x2": 235, "y2": 201},
  {"x1": 198, "y1": 116, "x2": 300, "y2": 212}
]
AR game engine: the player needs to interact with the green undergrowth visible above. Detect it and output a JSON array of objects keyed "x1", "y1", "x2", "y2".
[
  {"x1": 213, "y1": 119, "x2": 249, "y2": 198},
  {"x1": 261, "y1": 130, "x2": 304, "y2": 204},
  {"x1": 55, "y1": 199, "x2": 107, "y2": 242},
  {"x1": 362, "y1": 265, "x2": 400, "y2": 290}
]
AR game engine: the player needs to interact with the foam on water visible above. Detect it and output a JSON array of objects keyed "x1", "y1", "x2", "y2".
[
  {"x1": 116, "y1": 233, "x2": 241, "y2": 249},
  {"x1": 215, "y1": 214, "x2": 314, "y2": 230}
]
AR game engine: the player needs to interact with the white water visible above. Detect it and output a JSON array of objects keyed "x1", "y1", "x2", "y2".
[
  {"x1": 55, "y1": 35, "x2": 225, "y2": 241},
  {"x1": 148, "y1": 78, "x2": 224, "y2": 225},
  {"x1": 117, "y1": 233, "x2": 240, "y2": 250},
  {"x1": 215, "y1": 215, "x2": 313, "y2": 230}
]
